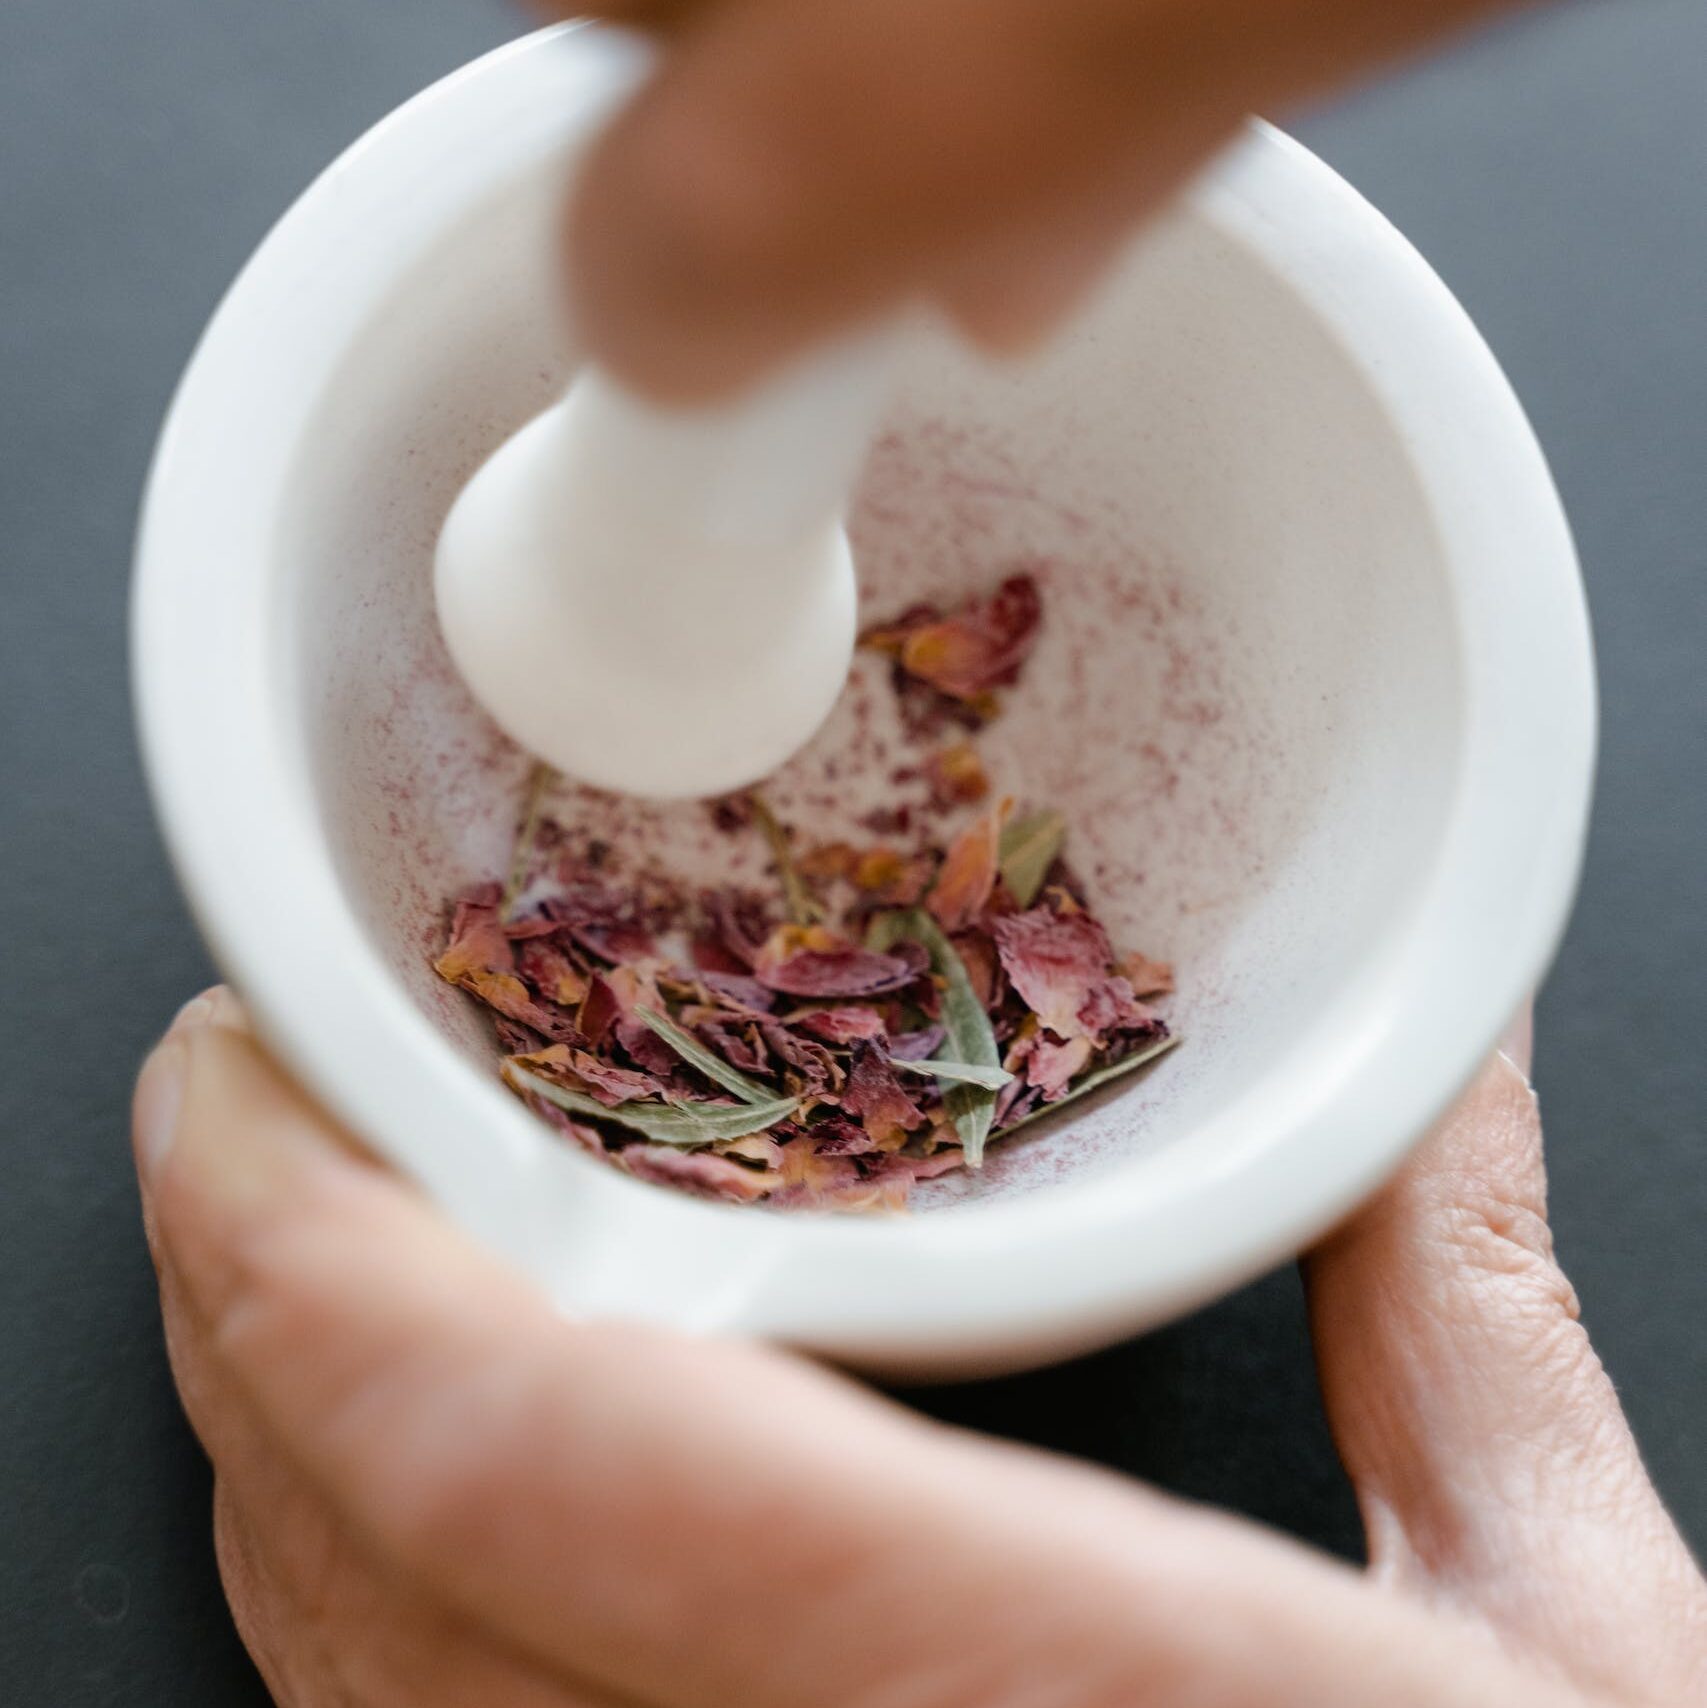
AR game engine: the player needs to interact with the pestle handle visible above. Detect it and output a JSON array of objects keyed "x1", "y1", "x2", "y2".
[{"x1": 550, "y1": 326, "x2": 902, "y2": 550}]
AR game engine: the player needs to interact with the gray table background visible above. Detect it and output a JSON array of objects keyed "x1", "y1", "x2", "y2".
[{"x1": 3, "y1": 1, "x2": 1703, "y2": 1700}]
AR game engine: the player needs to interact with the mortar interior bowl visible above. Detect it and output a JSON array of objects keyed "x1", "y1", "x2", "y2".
[{"x1": 134, "y1": 25, "x2": 1595, "y2": 1375}]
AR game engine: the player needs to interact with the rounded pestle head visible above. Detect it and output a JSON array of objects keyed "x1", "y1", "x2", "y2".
[{"x1": 433, "y1": 335, "x2": 897, "y2": 798}]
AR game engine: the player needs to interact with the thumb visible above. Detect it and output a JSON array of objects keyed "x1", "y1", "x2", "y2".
[
  {"x1": 137, "y1": 1000, "x2": 1583, "y2": 1708},
  {"x1": 1305, "y1": 1049, "x2": 1707, "y2": 1702}
]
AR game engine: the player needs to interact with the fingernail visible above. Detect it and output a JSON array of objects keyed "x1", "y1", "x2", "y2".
[
  {"x1": 134, "y1": 1036, "x2": 188, "y2": 1180},
  {"x1": 172, "y1": 991, "x2": 217, "y2": 1034},
  {"x1": 171, "y1": 985, "x2": 243, "y2": 1036}
]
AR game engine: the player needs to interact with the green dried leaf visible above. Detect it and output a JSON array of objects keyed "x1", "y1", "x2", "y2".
[
  {"x1": 997, "y1": 809, "x2": 1066, "y2": 909},
  {"x1": 867, "y1": 908, "x2": 1002, "y2": 1166},
  {"x1": 1000, "y1": 1033, "x2": 1182, "y2": 1137},
  {"x1": 891, "y1": 1056, "x2": 1013, "y2": 1091},
  {"x1": 504, "y1": 1063, "x2": 798, "y2": 1148},
  {"x1": 636, "y1": 1007, "x2": 774, "y2": 1106},
  {"x1": 749, "y1": 790, "x2": 821, "y2": 926}
]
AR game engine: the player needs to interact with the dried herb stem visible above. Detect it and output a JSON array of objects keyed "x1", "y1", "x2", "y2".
[
  {"x1": 500, "y1": 762, "x2": 557, "y2": 922},
  {"x1": 748, "y1": 789, "x2": 820, "y2": 925}
]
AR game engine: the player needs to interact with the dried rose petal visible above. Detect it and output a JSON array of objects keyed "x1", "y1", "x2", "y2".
[
  {"x1": 494, "y1": 1016, "x2": 545, "y2": 1056},
  {"x1": 798, "y1": 842, "x2": 860, "y2": 883},
  {"x1": 500, "y1": 907, "x2": 563, "y2": 941},
  {"x1": 867, "y1": 573, "x2": 1042, "y2": 703},
  {"x1": 811, "y1": 1115, "x2": 879, "y2": 1157},
  {"x1": 1077, "y1": 975, "x2": 1163, "y2": 1040},
  {"x1": 1025, "y1": 1034, "x2": 1094, "y2": 1101},
  {"x1": 697, "y1": 970, "x2": 776, "y2": 1012},
  {"x1": 435, "y1": 886, "x2": 579, "y2": 1041},
  {"x1": 694, "y1": 1016, "x2": 774, "y2": 1078},
  {"x1": 701, "y1": 889, "x2": 774, "y2": 970},
  {"x1": 515, "y1": 938, "x2": 589, "y2": 1008},
  {"x1": 887, "y1": 1024, "x2": 947, "y2": 1061},
  {"x1": 838, "y1": 1042, "x2": 927, "y2": 1147},
  {"x1": 619, "y1": 1145, "x2": 776, "y2": 1204},
  {"x1": 755, "y1": 924, "x2": 919, "y2": 998},
  {"x1": 569, "y1": 921, "x2": 657, "y2": 964},
  {"x1": 720, "y1": 1131, "x2": 786, "y2": 1169},
  {"x1": 576, "y1": 973, "x2": 622, "y2": 1047},
  {"x1": 925, "y1": 741, "x2": 990, "y2": 809},
  {"x1": 508, "y1": 1043, "x2": 666, "y2": 1108},
  {"x1": 993, "y1": 1076, "x2": 1042, "y2": 1129},
  {"x1": 851, "y1": 846, "x2": 934, "y2": 908},
  {"x1": 952, "y1": 929, "x2": 1003, "y2": 1010},
  {"x1": 520, "y1": 1091, "x2": 607, "y2": 1156},
  {"x1": 689, "y1": 932, "x2": 748, "y2": 976},
  {"x1": 859, "y1": 600, "x2": 941, "y2": 655},
  {"x1": 865, "y1": 1148, "x2": 968, "y2": 1190},
  {"x1": 991, "y1": 905, "x2": 1115, "y2": 1041},
  {"x1": 928, "y1": 801, "x2": 1008, "y2": 932},
  {"x1": 614, "y1": 1016, "x2": 685, "y2": 1079},
  {"x1": 792, "y1": 1006, "x2": 889, "y2": 1045},
  {"x1": 759, "y1": 1020, "x2": 842, "y2": 1096}
]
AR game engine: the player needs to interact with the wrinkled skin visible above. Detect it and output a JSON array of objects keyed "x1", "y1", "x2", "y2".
[
  {"x1": 133, "y1": 992, "x2": 1707, "y2": 1707},
  {"x1": 134, "y1": 5, "x2": 1705, "y2": 1699}
]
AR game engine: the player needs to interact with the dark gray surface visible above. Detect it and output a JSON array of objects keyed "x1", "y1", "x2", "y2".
[{"x1": 2, "y1": 1, "x2": 1702, "y2": 1701}]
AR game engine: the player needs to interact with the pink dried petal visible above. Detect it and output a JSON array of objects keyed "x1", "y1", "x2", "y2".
[
  {"x1": 699, "y1": 970, "x2": 776, "y2": 1012},
  {"x1": 928, "y1": 802, "x2": 1008, "y2": 932},
  {"x1": 1077, "y1": 975, "x2": 1162, "y2": 1040},
  {"x1": 619, "y1": 1145, "x2": 776, "y2": 1205},
  {"x1": 992, "y1": 906, "x2": 1115, "y2": 1041},
  {"x1": 767, "y1": 1147, "x2": 908, "y2": 1212},
  {"x1": 701, "y1": 890, "x2": 774, "y2": 970},
  {"x1": 1025, "y1": 1034, "x2": 1094, "y2": 1101},
  {"x1": 849, "y1": 847, "x2": 935, "y2": 909},
  {"x1": 515, "y1": 939, "x2": 589, "y2": 1008},
  {"x1": 887, "y1": 1024, "x2": 947, "y2": 1061},
  {"x1": 760, "y1": 1021, "x2": 841, "y2": 1096},
  {"x1": 924, "y1": 742, "x2": 991, "y2": 810},
  {"x1": 494, "y1": 1017, "x2": 545, "y2": 1056},
  {"x1": 755, "y1": 927, "x2": 918, "y2": 998},
  {"x1": 859, "y1": 599, "x2": 941, "y2": 653},
  {"x1": 695, "y1": 1017, "x2": 774, "y2": 1078},
  {"x1": 690, "y1": 932, "x2": 749, "y2": 976},
  {"x1": 993, "y1": 1078, "x2": 1041, "y2": 1128},
  {"x1": 577, "y1": 973, "x2": 622, "y2": 1047},
  {"x1": 435, "y1": 886, "x2": 579, "y2": 1041},
  {"x1": 509, "y1": 1043, "x2": 666, "y2": 1108},
  {"x1": 951, "y1": 931, "x2": 1003, "y2": 1009},
  {"x1": 792, "y1": 1006, "x2": 889, "y2": 1045},
  {"x1": 500, "y1": 908, "x2": 562, "y2": 941},
  {"x1": 838, "y1": 1042, "x2": 927, "y2": 1147},
  {"x1": 614, "y1": 1017, "x2": 685, "y2": 1079},
  {"x1": 569, "y1": 922, "x2": 657, "y2": 964},
  {"x1": 519, "y1": 1092, "x2": 607, "y2": 1156},
  {"x1": 868, "y1": 1148, "x2": 968, "y2": 1187},
  {"x1": 874, "y1": 573, "x2": 1042, "y2": 702},
  {"x1": 810, "y1": 1115, "x2": 879, "y2": 1157}
]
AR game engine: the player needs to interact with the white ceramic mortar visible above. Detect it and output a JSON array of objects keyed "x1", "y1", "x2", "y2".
[{"x1": 133, "y1": 25, "x2": 1595, "y2": 1376}]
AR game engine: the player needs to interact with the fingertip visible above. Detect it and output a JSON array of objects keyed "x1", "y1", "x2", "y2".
[
  {"x1": 168, "y1": 983, "x2": 249, "y2": 1039},
  {"x1": 566, "y1": 88, "x2": 823, "y2": 400}
]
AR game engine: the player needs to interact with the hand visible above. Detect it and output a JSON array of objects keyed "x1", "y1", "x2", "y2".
[
  {"x1": 544, "y1": 0, "x2": 1521, "y2": 397},
  {"x1": 132, "y1": 990, "x2": 1706, "y2": 1706}
]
